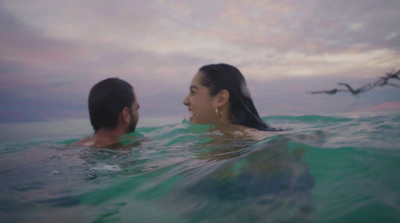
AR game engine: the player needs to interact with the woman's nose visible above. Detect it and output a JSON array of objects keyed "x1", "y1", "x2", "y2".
[{"x1": 183, "y1": 95, "x2": 189, "y2": 106}]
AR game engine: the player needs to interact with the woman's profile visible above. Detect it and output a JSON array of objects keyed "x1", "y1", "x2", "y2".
[{"x1": 183, "y1": 63, "x2": 282, "y2": 139}]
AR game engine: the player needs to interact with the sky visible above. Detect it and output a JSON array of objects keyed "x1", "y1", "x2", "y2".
[{"x1": 0, "y1": 0, "x2": 399, "y2": 123}]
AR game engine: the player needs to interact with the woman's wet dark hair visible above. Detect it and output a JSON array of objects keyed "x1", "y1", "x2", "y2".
[
  {"x1": 88, "y1": 78, "x2": 134, "y2": 132},
  {"x1": 199, "y1": 63, "x2": 280, "y2": 131}
]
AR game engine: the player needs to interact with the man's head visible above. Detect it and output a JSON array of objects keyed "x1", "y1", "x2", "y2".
[{"x1": 88, "y1": 78, "x2": 139, "y2": 133}]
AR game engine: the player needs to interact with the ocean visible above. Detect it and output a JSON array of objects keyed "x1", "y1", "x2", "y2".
[{"x1": 0, "y1": 112, "x2": 399, "y2": 223}]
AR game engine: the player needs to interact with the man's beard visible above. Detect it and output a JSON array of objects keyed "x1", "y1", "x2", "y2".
[{"x1": 126, "y1": 112, "x2": 137, "y2": 133}]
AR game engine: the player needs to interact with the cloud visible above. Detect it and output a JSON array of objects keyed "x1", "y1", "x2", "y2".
[
  {"x1": 0, "y1": 0, "x2": 399, "y2": 123},
  {"x1": 357, "y1": 101, "x2": 400, "y2": 112},
  {"x1": 0, "y1": 1, "x2": 206, "y2": 93}
]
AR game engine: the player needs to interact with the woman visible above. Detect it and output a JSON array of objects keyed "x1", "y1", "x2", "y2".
[{"x1": 183, "y1": 63, "x2": 280, "y2": 134}]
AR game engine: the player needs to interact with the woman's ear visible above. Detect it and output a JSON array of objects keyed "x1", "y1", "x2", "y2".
[{"x1": 216, "y1": 89, "x2": 230, "y2": 107}]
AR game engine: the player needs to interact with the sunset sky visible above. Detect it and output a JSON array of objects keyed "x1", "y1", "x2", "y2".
[{"x1": 1, "y1": 0, "x2": 399, "y2": 123}]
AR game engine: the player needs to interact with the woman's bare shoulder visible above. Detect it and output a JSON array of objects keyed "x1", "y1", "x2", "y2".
[{"x1": 210, "y1": 124, "x2": 279, "y2": 141}]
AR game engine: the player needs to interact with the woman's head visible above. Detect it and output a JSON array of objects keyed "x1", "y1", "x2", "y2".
[{"x1": 183, "y1": 63, "x2": 272, "y2": 130}]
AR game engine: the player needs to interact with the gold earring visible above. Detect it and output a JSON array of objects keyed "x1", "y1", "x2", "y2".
[{"x1": 215, "y1": 108, "x2": 223, "y2": 117}]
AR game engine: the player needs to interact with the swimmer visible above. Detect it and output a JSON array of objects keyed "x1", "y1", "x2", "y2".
[
  {"x1": 73, "y1": 78, "x2": 140, "y2": 148},
  {"x1": 183, "y1": 63, "x2": 281, "y2": 140}
]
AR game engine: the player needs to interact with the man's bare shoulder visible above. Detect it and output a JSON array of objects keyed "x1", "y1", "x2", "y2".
[
  {"x1": 71, "y1": 135, "x2": 130, "y2": 149},
  {"x1": 71, "y1": 137, "x2": 96, "y2": 147}
]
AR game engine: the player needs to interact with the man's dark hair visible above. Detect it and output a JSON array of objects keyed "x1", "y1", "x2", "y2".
[
  {"x1": 88, "y1": 78, "x2": 134, "y2": 132},
  {"x1": 199, "y1": 63, "x2": 279, "y2": 131}
]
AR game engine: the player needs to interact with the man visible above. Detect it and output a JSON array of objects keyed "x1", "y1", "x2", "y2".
[{"x1": 73, "y1": 78, "x2": 140, "y2": 148}]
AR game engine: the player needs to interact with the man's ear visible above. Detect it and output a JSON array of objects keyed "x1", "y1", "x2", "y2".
[
  {"x1": 216, "y1": 89, "x2": 230, "y2": 107},
  {"x1": 121, "y1": 107, "x2": 130, "y2": 123}
]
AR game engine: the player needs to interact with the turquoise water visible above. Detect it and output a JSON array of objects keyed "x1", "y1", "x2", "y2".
[{"x1": 1, "y1": 113, "x2": 400, "y2": 223}]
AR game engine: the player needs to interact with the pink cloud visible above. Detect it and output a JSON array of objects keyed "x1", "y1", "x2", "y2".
[{"x1": 356, "y1": 101, "x2": 400, "y2": 112}]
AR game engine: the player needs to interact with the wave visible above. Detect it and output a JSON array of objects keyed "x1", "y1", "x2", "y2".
[
  {"x1": 1, "y1": 113, "x2": 400, "y2": 222},
  {"x1": 262, "y1": 115, "x2": 353, "y2": 123}
]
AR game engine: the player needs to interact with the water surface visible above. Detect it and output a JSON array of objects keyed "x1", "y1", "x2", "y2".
[{"x1": 1, "y1": 113, "x2": 399, "y2": 222}]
